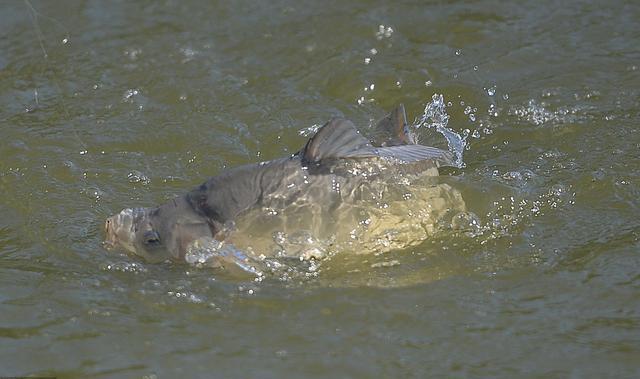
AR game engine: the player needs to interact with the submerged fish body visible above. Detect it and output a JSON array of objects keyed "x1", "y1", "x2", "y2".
[
  {"x1": 230, "y1": 172, "x2": 465, "y2": 261},
  {"x1": 104, "y1": 105, "x2": 465, "y2": 274}
]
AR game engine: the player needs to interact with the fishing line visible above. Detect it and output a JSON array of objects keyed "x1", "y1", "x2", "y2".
[{"x1": 23, "y1": 0, "x2": 88, "y2": 151}]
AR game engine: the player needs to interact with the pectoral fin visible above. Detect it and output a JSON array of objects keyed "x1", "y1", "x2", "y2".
[
  {"x1": 208, "y1": 245, "x2": 263, "y2": 278},
  {"x1": 185, "y1": 236, "x2": 263, "y2": 278}
]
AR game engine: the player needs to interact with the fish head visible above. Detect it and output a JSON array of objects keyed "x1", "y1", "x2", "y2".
[{"x1": 104, "y1": 207, "x2": 173, "y2": 263}]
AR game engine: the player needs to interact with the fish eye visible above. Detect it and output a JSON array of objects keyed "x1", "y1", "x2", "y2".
[{"x1": 143, "y1": 230, "x2": 161, "y2": 246}]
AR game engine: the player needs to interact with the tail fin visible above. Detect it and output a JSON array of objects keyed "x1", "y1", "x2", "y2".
[{"x1": 371, "y1": 104, "x2": 416, "y2": 146}]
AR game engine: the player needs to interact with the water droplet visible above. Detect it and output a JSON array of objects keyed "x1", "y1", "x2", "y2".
[
  {"x1": 123, "y1": 88, "x2": 139, "y2": 101},
  {"x1": 127, "y1": 170, "x2": 150, "y2": 185},
  {"x1": 455, "y1": 49, "x2": 461, "y2": 56},
  {"x1": 62, "y1": 38, "x2": 69, "y2": 44},
  {"x1": 124, "y1": 48, "x2": 141, "y2": 60},
  {"x1": 180, "y1": 47, "x2": 196, "y2": 61},
  {"x1": 376, "y1": 25, "x2": 394, "y2": 39},
  {"x1": 487, "y1": 86, "x2": 496, "y2": 96},
  {"x1": 488, "y1": 104, "x2": 499, "y2": 117},
  {"x1": 451, "y1": 211, "x2": 482, "y2": 236}
]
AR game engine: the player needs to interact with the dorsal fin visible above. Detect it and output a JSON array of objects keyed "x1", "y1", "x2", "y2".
[
  {"x1": 372, "y1": 104, "x2": 416, "y2": 146},
  {"x1": 301, "y1": 118, "x2": 376, "y2": 163},
  {"x1": 300, "y1": 115, "x2": 457, "y2": 168}
]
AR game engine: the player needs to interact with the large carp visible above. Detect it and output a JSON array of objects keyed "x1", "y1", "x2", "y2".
[{"x1": 104, "y1": 105, "x2": 465, "y2": 275}]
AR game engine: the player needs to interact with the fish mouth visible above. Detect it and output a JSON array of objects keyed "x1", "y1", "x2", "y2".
[
  {"x1": 103, "y1": 208, "x2": 146, "y2": 251},
  {"x1": 103, "y1": 214, "x2": 119, "y2": 250}
]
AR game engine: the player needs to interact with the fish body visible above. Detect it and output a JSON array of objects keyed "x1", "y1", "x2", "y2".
[{"x1": 104, "y1": 105, "x2": 464, "y2": 273}]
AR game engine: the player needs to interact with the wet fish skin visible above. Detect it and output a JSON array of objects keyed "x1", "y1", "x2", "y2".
[{"x1": 104, "y1": 105, "x2": 456, "y2": 272}]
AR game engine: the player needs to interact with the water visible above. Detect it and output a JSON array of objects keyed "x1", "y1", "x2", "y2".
[
  {"x1": 416, "y1": 93, "x2": 467, "y2": 167},
  {"x1": 1, "y1": 0, "x2": 639, "y2": 377}
]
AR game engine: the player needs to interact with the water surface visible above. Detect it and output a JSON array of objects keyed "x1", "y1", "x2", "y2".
[{"x1": 1, "y1": 0, "x2": 639, "y2": 377}]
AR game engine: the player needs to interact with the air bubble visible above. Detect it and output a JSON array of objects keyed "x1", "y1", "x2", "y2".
[{"x1": 451, "y1": 211, "x2": 482, "y2": 236}]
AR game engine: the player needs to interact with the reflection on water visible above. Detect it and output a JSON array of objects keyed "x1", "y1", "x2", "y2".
[{"x1": 1, "y1": 0, "x2": 639, "y2": 377}]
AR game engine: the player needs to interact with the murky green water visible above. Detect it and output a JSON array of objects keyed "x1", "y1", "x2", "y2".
[{"x1": 1, "y1": 0, "x2": 639, "y2": 377}]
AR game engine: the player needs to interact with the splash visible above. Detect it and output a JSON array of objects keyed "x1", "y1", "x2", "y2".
[
  {"x1": 184, "y1": 237, "x2": 265, "y2": 279},
  {"x1": 415, "y1": 94, "x2": 467, "y2": 168},
  {"x1": 509, "y1": 99, "x2": 585, "y2": 126}
]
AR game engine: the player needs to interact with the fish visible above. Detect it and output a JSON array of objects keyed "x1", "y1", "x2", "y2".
[{"x1": 104, "y1": 105, "x2": 465, "y2": 276}]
